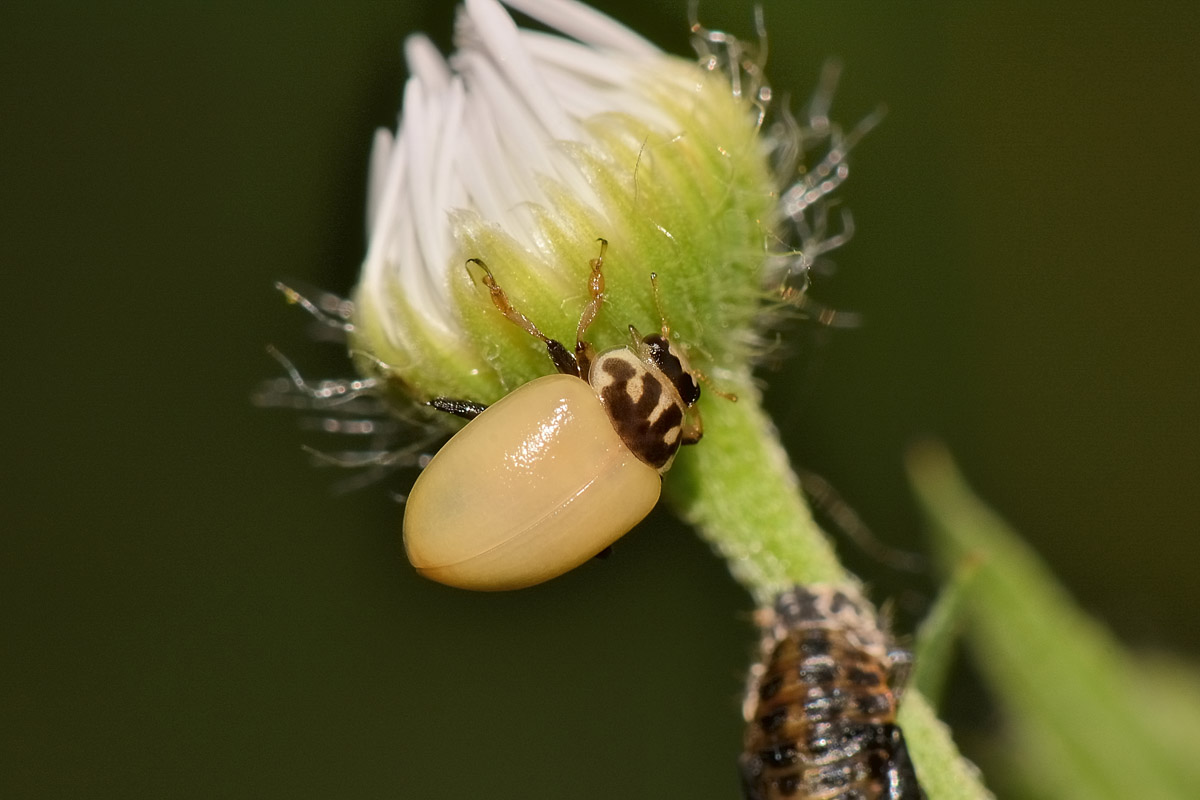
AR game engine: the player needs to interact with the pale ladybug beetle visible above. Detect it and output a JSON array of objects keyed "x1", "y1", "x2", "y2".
[{"x1": 402, "y1": 239, "x2": 705, "y2": 591}]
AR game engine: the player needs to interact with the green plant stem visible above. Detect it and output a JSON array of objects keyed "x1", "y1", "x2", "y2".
[
  {"x1": 899, "y1": 692, "x2": 993, "y2": 799},
  {"x1": 664, "y1": 374, "x2": 846, "y2": 605}
]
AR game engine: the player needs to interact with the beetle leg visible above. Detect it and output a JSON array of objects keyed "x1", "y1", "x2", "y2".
[
  {"x1": 428, "y1": 397, "x2": 489, "y2": 421},
  {"x1": 680, "y1": 408, "x2": 704, "y2": 446},
  {"x1": 465, "y1": 258, "x2": 550, "y2": 342},
  {"x1": 466, "y1": 258, "x2": 581, "y2": 377},
  {"x1": 575, "y1": 238, "x2": 608, "y2": 344},
  {"x1": 573, "y1": 238, "x2": 608, "y2": 375}
]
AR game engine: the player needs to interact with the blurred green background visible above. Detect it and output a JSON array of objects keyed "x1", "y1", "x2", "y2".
[{"x1": 3, "y1": 1, "x2": 1197, "y2": 797}]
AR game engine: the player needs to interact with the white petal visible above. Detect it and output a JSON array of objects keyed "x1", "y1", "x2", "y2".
[
  {"x1": 500, "y1": 0, "x2": 660, "y2": 56},
  {"x1": 461, "y1": 0, "x2": 573, "y2": 140},
  {"x1": 365, "y1": 128, "x2": 393, "y2": 238},
  {"x1": 404, "y1": 34, "x2": 451, "y2": 93}
]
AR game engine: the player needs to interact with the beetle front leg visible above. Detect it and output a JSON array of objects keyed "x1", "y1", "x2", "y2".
[
  {"x1": 573, "y1": 237, "x2": 608, "y2": 374},
  {"x1": 465, "y1": 257, "x2": 581, "y2": 378}
]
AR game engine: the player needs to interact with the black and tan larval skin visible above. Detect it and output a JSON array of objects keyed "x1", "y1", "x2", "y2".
[{"x1": 740, "y1": 585, "x2": 925, "y2": 800}]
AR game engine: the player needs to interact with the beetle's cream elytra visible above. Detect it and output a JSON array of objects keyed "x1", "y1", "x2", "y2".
[
  {"x1": 401, "y1": 240, "x2": 703, "y2": 591},
  {"x1": 403, "y1": 375, "x2": 661, "y2": 590}
]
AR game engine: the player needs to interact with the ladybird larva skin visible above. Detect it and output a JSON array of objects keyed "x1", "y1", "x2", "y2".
[
  {"x1": 402, "y1": 374, "x2": 662, "y2": 591},
  {"x1": 740, "y1": 586, "x2": 925, "y2": 800}
]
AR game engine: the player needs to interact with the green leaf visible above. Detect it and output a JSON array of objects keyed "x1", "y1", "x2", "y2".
[
  {"x1": 912, "y1": 556, "x2": 982, "y2": 709},
  {"x1": 907, "y1": 442, "x2": 1200, "y2": 800}
]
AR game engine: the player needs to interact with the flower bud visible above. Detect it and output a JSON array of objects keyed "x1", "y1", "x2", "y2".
[{"x1": 350, "y1": 0, "x2": 783, "y2": 414}]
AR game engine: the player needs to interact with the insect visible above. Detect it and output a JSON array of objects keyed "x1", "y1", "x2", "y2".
[
  {"x1": 740, "y1": 585, "x2": 925, "y2": 800},
  {"x1": 402, "y1": 239, "x2": 704, "y2": 591}
]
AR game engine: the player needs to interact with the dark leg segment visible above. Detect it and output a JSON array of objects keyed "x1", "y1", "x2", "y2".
[{"x1": 428, "y1": 397, "x2": 489, "y2": 421}]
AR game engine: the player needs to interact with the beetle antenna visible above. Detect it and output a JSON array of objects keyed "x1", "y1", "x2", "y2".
[
  {"x1": 693, "y1": 369, "x2": 738, "y2": 403},
  {"x1": 641, "y1": 275, "x2": 736, "y2": 403},
  {"x1": 648, "y1": 271, "x2": 672, "y2": 339}
]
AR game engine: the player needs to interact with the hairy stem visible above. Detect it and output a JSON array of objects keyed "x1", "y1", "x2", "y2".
[{"x1": 664, "y1": 372, "x2": 845, "y2": 604}]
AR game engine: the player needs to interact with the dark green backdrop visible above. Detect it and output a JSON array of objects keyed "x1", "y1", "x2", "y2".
[{"x1": 4, "y1": 1, "x2": 1197, "y2": 797}]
